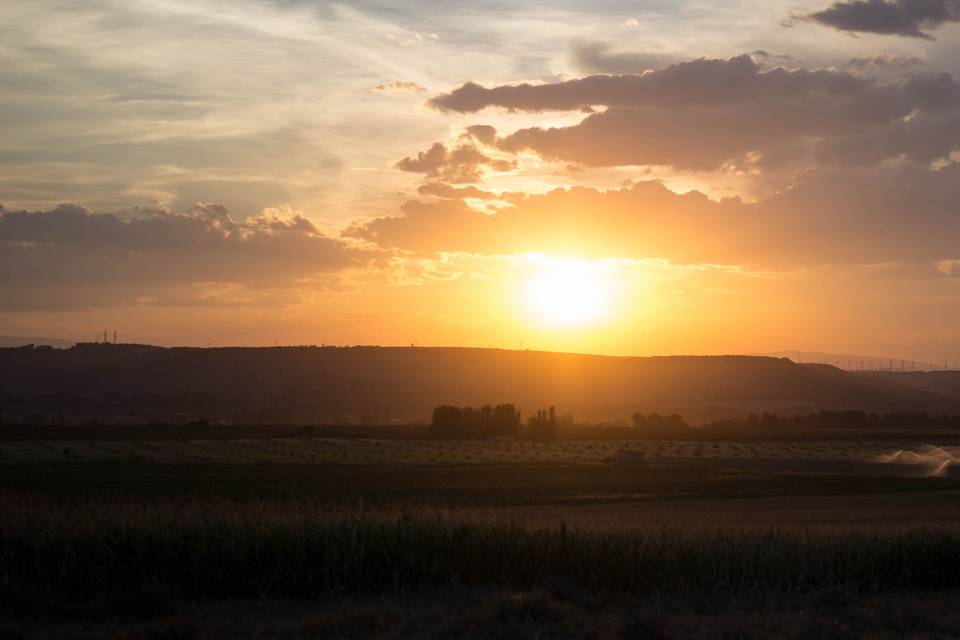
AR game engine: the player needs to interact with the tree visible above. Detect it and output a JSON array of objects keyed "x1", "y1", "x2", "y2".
[
  {"x1": 429, "y1": 403, "x2": 521, "y2": 439},
  {"x1": 526, "y1": 406, "x2": 559, "y2": 441}
]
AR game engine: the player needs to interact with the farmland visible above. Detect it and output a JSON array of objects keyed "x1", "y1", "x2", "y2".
[
  {"x1": 5, "y1": 428, "x2": 960, "y2": 638},
  {"x1": 4, "y1": 433, "x2": 960, "y2": 468}
]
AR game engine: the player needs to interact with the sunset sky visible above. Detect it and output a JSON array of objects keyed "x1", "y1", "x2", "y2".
[{"x1": 2, "y1": 0, "x2": 960, "y2": 360}]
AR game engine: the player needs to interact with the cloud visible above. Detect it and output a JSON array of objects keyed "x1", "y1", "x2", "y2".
[
  {"x1": 347, "y1": 164, "x2": 960, "y2": 268},
  {"x1": 373, "y1": 80, "x2": 427, "y2": 93},
  {"x1": 416, "y1": 182, "x2": 527, "y2": 204},
  {"x1": 417, "y1": 182, "x2": 495, "y2": 199},
  {"x1": 425, "y1": 56, "x2": 960, "y2": 173},
  {"x1": 572, "y1": 42, "x2": 678, "y2": 75},
  {"x1": 428, "y1": 55, "x2": 875, "y2": 113},
  {"x1": 815, "y1": 109, "x2": 960, "y2": 166},
  {"x1": 0, "y1": 203, "x2": 366, "y2": 309},
  {"x1": 395, "y1": 141, "x2": 517, "y2": 183},
  {"x1": 417, "y1": 183, "x2": 492, "y2": 200},
  {"x1": 462, "y1": 125, "x2": 499, "y2": 146},
  {"x1": 750, "y1": 50, "x2": 798, "y2": 66},
  {"x1": 799, "y1": 0, "x2": 960, "y2": 39},
  {"x1": 844, "y1": 53, "x2": 926, "y2": 71},
  {"x1": 936, "y1": 258, "x2": 960, "y2": 275}
]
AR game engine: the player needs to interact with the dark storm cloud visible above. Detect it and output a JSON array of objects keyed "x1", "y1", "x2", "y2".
[
  {"x1": 0, "y1": 203, "x2": 366, "y2": 309},
  {"x1": 800, "y1": 0, "x2": 960, "y2": 39}
]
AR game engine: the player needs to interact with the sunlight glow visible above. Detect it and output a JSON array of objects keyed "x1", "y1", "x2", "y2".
[{"x1": 521, "y1": 255, "x2": 617, "y2": 327}]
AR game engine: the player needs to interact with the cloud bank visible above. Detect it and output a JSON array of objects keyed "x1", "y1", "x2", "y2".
[
  {"x1": 801, "y1": 0, "x2": 960, "y2": 39},
  {"x1": 0, "y1": 203, "x2": 365, "y2": 309},
  {"x1": 349, "y1": 164, "x2": 960, "y2": 268},
  {"x1": 423, "y1": 56, "x2": 960, "y2": 174}
]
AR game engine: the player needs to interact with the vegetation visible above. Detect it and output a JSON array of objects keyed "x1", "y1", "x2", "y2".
[
  {"x1": 803, "y1": 410, "x2": 960, "y2": 429},
  {"x1": 429, "y1": 404, "x2": 570, "y2": 441},
  {"x1": 4, "y1": 494, "x2": 960, "y2": 602},
  {"x1": 8, "y1": 584, "x2": 960, "y2": 639},
  {"x1": 525, "y1": 406, "x2": 568, "y2": 441},
  {"x1": 4, "y1": 423, "x2": 960, "y2": 636},
  {"x1": 2, "y1": 457, "x2": 953, "y2": 505},
  {"x1": 3, "y1": 437, "x2": 960, "y2": 636},
  {"x1": 429, "y1": 404, "x2": 521, "y2": 439},
  {"x1": 713, "y1": 409, "x2": 960, "y2": 430}
]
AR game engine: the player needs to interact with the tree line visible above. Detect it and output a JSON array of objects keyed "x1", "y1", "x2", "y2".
[
  {"x1": 430, "y1": 404, "x2": 573, "y2": 441},
  {"x1": 731, "y1": 409, "x2": 960, "y2": 430},
  {"x1": 431, "y1": 405, "x2": 960, "y2": 440}
]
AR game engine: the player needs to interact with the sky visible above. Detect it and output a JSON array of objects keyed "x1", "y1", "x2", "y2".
[{"x1": 2, "y1": 0, "x2": 960, "y2": 361}]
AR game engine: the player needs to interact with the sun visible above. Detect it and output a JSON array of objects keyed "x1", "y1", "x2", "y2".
[{"x1": 521, "y1": 256, "x2": 616, "y2": 327}]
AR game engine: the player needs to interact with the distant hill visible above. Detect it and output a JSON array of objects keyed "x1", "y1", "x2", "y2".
[
  {"x1": 763, "y1": 351, "x2": 940, "y2": 372},
  {"x1": 0, "y1": 335, "x2": 74, "y2": 349},
  {"x1": 868, "y1": 371, "x2": 960, "y2": 402},
  {"x1": 1, "y1": 344, "x2": 956, "y2": 426}
]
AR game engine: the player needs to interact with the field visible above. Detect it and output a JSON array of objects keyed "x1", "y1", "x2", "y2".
[
  {"x1": 4, "y1": 433, "x2": 960, "y2": 469},
  {"x1": 4, "y1": 428, "x2": 960, "y2": 638}
]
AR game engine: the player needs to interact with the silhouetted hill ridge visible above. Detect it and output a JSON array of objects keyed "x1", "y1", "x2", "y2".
[{"x1": 0, "y1": 345, "x2": 954, "y2": 424}]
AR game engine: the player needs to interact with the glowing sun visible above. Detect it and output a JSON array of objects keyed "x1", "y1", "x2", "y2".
[{"x1": 522, "y1": 256, "x2": 616, "y2": 327}]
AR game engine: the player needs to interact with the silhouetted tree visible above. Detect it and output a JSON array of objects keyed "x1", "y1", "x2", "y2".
[
  {"x1": 526, "y1": 406, "x2": 559, "y2": 441},
  {"x1": 430, "y1": 403, "x2": 521, "y2": 439}
]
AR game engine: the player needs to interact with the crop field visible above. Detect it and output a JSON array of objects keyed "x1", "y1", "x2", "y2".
[
  {"x1": 5, "y1": 432, "x2": 960, "y2": 638},
  {"x1": 5, "y1": 487, "x2": 960, "y2": 639},
  {"x1": 3, "y1": 435, "x2": 959, "y2": 469}
]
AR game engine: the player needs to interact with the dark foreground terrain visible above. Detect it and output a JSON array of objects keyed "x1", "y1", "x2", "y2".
[
  {"x1": 9, "y1": 586, "x2": 960, "y2": 639},
  {"x1": 4, "y1": 428, "x2": 960, "y2": 638}
]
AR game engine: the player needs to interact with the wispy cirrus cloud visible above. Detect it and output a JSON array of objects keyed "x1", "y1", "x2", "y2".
[{"x1": 373, "y1": 80, "x2": 427, "y2": 92}]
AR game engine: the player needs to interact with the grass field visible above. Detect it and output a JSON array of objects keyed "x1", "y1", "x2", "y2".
[
  {"x1": 6, "y1": 493, "x2": 960, "y2": 596},
  {"x1": 3, "y1": 434, "x2": 959, "y2": 468},
  {"x1": 4, "y1": 429, "x2": 960, "y2": 638},
  {"x1": 4, "y1": 487, "x2": 960, "y2": 638}
]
